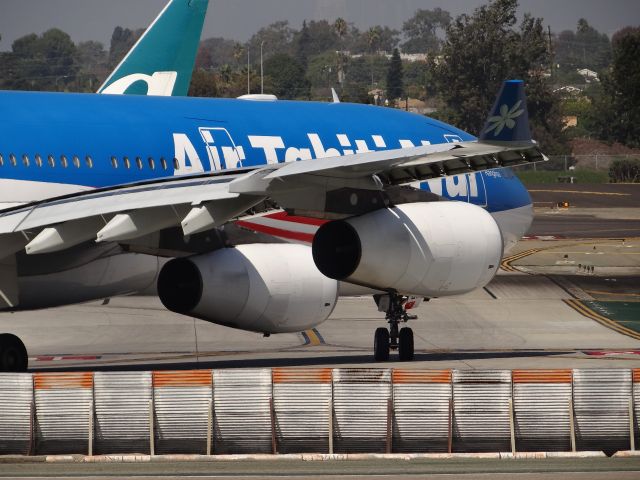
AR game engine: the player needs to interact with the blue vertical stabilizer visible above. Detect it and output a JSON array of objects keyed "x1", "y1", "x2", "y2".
[{"x1": 480, "y1": 80, "x2": 532, "y2": 143}]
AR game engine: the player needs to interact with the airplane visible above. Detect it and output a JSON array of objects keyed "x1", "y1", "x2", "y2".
[{"x1": 0, "y1": 1, "x2": 545, "y2": 372}]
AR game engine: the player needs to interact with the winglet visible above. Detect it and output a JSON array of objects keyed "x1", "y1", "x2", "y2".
[
  {"x1": 331, "y1": 88, "x2": 341, "y2": 104},
  {"x1": 98, "y1": 0, "x2": 209, "y2": 96},
  {"x1": 479, "y1": 80, "x2": 531, "y2": 143}
]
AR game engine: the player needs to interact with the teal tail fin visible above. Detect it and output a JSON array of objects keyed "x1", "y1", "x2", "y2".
[{"x1": 98, "y1": 0, "x2": 209, "y2": 96}]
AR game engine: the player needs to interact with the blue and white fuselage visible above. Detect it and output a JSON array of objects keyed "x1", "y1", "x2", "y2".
[{"x1": 0, "y1": 90, "x2": 533, "y2": 250}]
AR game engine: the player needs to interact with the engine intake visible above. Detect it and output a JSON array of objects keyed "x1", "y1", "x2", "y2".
[
  {"x1": 158, "y1": 244, "x2": 338, "y2": 333},
  {"x1": 312, "y1": 202, "x2": 503, "y2": 297}
]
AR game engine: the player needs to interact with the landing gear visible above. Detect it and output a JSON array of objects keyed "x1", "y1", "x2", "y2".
[
  {"x1": 373, "y1": 292, "x2": 415, "y2": 362},
  {"x1": 374, "y1": 327, "x2": 390, "y2": 361},
  {"x1": 398, "y1": 327, "x2": 414, "y2": 361},
  {"x1": 0, "y1": 334, "x2": 28, "y2": 372}
]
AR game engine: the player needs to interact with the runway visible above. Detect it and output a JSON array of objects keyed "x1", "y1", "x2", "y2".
[{"x1": 1, "y1": 266, "x2": 637, "y2": 371}]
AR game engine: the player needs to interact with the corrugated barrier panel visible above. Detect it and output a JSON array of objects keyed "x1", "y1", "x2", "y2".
[
  {"x1": 272, "y1": 368, "x2": 332, "y2": 453},
  {"x1": 513, "y1": 369, "x2": 572, "y2": 452},
  {"x1": 0, "y1": 373, "x2": 32, "y2": 455},
  {"x1": 452, "y1": 370, "x2": 511, "y2": 452},
  {"x1": 633, "y1": 369, "x2": 640, "y2": 449},
  {"x1": 332, "y1": 368, "x2": 391, "y2": 453},
  {"x1": 33, "y1": 372, "x2": 93, "y2": 454},
  {"x1": 573, "y1": 369, "x2": 632, "y2": 454},
  {"x1": 0, "y1": 368, "x2": 638, "y2": 455},
  {"x1": 94, "y1": 371, "x2": 152, "y2": 454},
  {"x1": 213, "y1": 369, "x2": 272, "y2": 454},
  {"x1": 152, "y1": 370, "x2": 212, "y2": 454},
  {"x1": 392, "y1": 369, "x2": 452, "y2": 452}
]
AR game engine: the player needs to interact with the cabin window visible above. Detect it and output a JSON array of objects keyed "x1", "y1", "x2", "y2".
[
  {"x1": 173, "y1": 158, "x2": 179, "y2": 170},
  {"x1": 148, "y1": 157, "x2": 155, "y2": 170},
  {"x1": 73, "y1": 155, "x2": 81, "y2": 168},
  {"x1": 136, "y1": 156, "x2": 143, "y2": 170},
  {"x1": 0, "y1": 154, "x2": 4, "y2": 167},
  {"x1": 124, "y1": 156, "x2": 131, "y2": 169},
  {"x1": 9, "y1": 154, "x2": 17, "y2": 167},
  {"x1": 22, "y1": 154, "x2": 30, "y2": 167},
  {"x1": 111, "y1": 156, "x2": 118, "y2": 169},
  {"x1": 85, "y1": 156, "x2": 93, "y2": 169},
  {"x1": 35, "y1": 154, "x2": 43, "y2": 167},
  {"x1": 48, "y1": 155, "x2": 55, "y2": 168},
  {"x1": 60, "y1": 155, "x2": 68, "y2": 168},
  {"x1": 160, "y1": 157, "x2": 168, "y2": 170}
]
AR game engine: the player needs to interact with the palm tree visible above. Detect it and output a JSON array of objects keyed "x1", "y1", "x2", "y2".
[
  {"x1": 333, "y1": 18, "x2": 348, "y2": 45},
  {"x1": 232, "y1": 43, "x2": 244, "y2": 67},
  {"x1": 333, "y1": 18, "x2": 348, "y2": 86},
  {"x1": 366, "y1": 27, "x2": 381, "y2": 54}
]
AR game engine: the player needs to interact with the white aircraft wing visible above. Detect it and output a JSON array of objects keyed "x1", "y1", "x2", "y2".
[
  {"x1": 256, "y1": 140, "x2": 544, "y2": 183},
  {"x1": 0, "y1": 138, "x2": 543, "y2": 257}
]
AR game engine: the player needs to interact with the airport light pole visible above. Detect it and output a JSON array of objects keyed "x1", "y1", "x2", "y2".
[
  {"x1": 247, "y1": 46, "x2": 250, "y2": 95},
  {"x1": 260, "y1": 41, "x2": 265, "y2": 95}
]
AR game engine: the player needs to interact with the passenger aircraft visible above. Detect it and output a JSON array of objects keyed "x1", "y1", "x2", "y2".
[{"x1": 0, "y1": 0, "x2": 544, "y2": 371}]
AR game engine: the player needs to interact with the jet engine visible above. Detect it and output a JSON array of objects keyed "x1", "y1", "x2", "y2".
[
  {"x1": 312, "y1": 202, "x2": 503, "y2": 297},
  {"x1": 157, "y1": 244, "x2": 338, "y2": 334}
]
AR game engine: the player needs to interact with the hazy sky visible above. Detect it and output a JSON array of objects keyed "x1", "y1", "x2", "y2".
[{"x1": 1, "y1": 0, "x2": 637, "y2": 51}]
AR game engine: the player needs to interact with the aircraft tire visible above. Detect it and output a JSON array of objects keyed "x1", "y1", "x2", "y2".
[
  {"x1": 0, "y1": 334, "x2": 28, "y2": 372},
  {"x1": 374, "y1": 327, "x2": 390, "y2": 362},
  {"x1": 398, "y1": 327, "x2": 414, "y2": 361}
]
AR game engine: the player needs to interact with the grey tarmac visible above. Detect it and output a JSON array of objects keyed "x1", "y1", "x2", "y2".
[
  {"x1": 3, "y1": 267, "x2": 640, "y2": 372},
  {"x1": 2, "y1": 458, "x2": 640, "y2": 479}
]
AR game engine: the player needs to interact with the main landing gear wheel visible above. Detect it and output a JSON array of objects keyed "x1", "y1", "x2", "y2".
[
  {"x1": 398, "y1": 327, "x2": 414, "y2": 361},
  {"x1": 0, "y1": 334, "x2": 28, "y2": 372},
  {"x1": 373, "y1": 292, "x2": 417, "y2": 362},
  {"x1": 374, "y1": 327, "x2": 390, "y2": 362}
]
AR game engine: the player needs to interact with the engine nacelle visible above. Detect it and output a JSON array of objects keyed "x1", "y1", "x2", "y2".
[
  {"x1": 312, "y1": 202, "x2": 503, "y2": 297},
  {"x1": 157, "y1": 244, "x2": 338, "y2": 334}
]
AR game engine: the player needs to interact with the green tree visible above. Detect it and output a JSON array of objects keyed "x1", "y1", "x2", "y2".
[
  {"x1": 401, "y1": 8, "x2": 451, "y2": 54},
  {"x1": 232, "y1": 42, "x2": 245, "y2": 67},
  {"x1": 591, "y1": 27, "x2": 640, "y2": 147},
  {"x1": 333, "y1": 18, "x2": 348, "y2": 46},
  {"x1": 434, "y1": 0, "x2": 566, "y2": 153},
  {"x1": 264, "y1": 53, "x2": 310, "y2": 99},
  {"x1": 108, "y1": 26, "x2": 143, "y2": 67},
  {"x1": 188, "y1": 69, "x2": 218, "y2": 97},
  {"x1": 366, "y1": 27, "x2": 381, "y2": 53},
  {"x1": 248, "y1": 21, "x2": 295, "y2": 63},
  {"x1": 5, "y1": 29, "x2": 78, "y2": 91},
  {"x1": 333, "y1": 18, "x2": 348, "y2": 85},
  {"x1": 197, "y1": 37, "x2": 240, "y2": 69},
  {"x1": 386, "y1": 48, "x2": 404, "y2": 100},
  {"x1": 555, "y1": 19, "x2": 612, "y2": 73},
  {"x1": 364, "y1": 26, "x2": 399, "y2": 54},
  {"x1": 75, "y1": 40, "x2": 107, "y2": 92},
  {"x1": 295, "y1": 20, "x2": 311, "y2": 68}
]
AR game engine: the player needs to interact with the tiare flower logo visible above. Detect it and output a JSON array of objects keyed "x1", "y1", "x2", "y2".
[{"x1": 485, "y1": 100, "x2": 525, "y2": 136}]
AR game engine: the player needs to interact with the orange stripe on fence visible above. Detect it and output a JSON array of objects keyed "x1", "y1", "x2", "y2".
[
  {"x1": 152, "y1": 370, "x2": 212, "y2": 387},
  {"x1": 272, "y1": 368, "x2": 332, "y2": 383},
  {"x1": 633, "y1": 369, "x2": 640, "y2": 383},
  {"x1": 34, "y1": 372, "x2": 93, "y2": 389},
  {"x1": 392, "y1": 369, "x2": 452, "y2": 384},
  {"x1": 512, "y1": 369, "x2": 572, "y2": 383}
]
